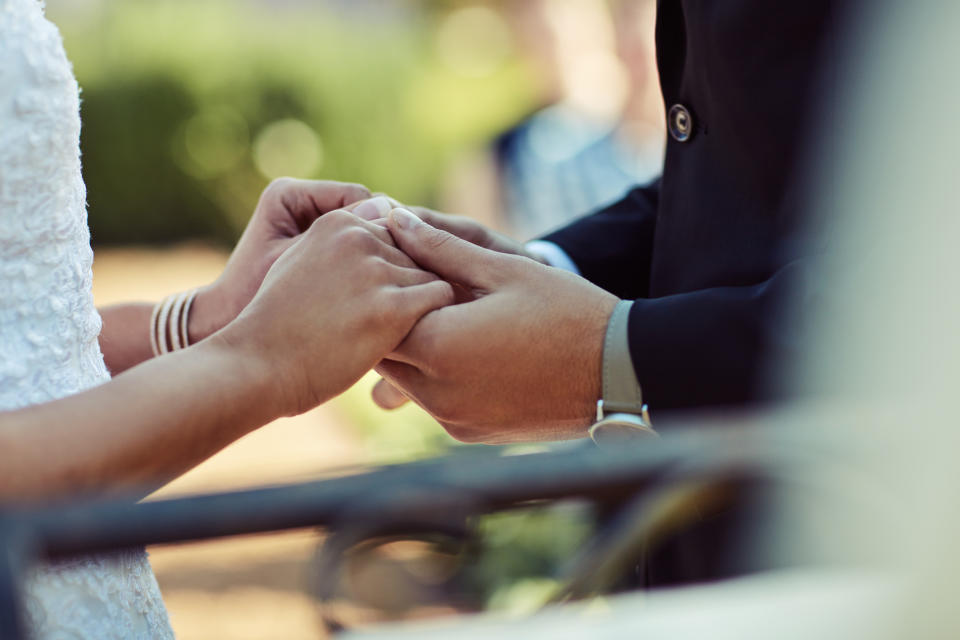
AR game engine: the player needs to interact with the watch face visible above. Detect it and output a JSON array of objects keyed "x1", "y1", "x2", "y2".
[{"x1": 590, "y1": 415, "x2": 658, "y2": 448}]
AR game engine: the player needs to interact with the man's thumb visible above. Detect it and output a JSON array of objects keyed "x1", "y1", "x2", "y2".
[{"x1": 388, "y1": 207, "x2": 499, "y2": 288}]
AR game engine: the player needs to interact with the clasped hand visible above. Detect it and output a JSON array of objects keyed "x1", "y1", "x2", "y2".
[
  {"x1": 231, "y1": 206, "x2": 463, "y2": 417},
  {"x1": 210, "y1": 181, "x2": 617, "y2": 441},
  {"x1": 352, "y1": 199, "x2": 619, "y2": 444}
]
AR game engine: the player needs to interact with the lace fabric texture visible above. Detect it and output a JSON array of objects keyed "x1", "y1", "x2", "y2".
[{"x1": 0, "y1": 0, "x2": 174, "y2": 637}]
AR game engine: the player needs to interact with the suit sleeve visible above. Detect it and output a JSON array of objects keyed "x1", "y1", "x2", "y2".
[
  {"x1": 540, "y1": 180, "x2": 659, "y2": 300},
  {"x1": 625, "y1": 258, "x2": 809, "y2": 410},
  {"x1": 543, "y1": 178, "x2": 805, "y2": 410}
]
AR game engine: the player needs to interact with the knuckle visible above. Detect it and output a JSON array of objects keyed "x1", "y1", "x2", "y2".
[
  {"x1": 346, "y1": 182, "x2": 372, "y2": 200},
  {"x1": 334, "y1": 222, "x2": 373, "y2": 250},
  {"x1": 310, "y1": 208, "x2": 351, "y2": 236},
  {"x1": 266, "y1": 177, "x2": 294, "y2": 194},
  {"x1": 367, "y1": 256, "x2": 393, "y2": 281},
  {"x1": 325, "y1": 208, "x2": 354, "y2": 226},
  {"x1": 423, "y1": 228, "x2": 454, "y2": 253}
]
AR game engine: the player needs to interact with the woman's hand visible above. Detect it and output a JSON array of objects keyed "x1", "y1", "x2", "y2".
[
  {"x1": 189, "y1": 178, "x2": 373, "y2": 342},
  {"x1": 218, "y1": 209, "x2": 456, "y2": 417},
  {"x1": 98, "y1": 179, "x2": 372, "y2": 374},
  {"x1": 1, "y1": 209, "x2": 452, "y2": 501}
]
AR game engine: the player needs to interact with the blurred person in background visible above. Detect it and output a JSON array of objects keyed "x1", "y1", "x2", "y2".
[
  {"x1": 363, "y1": 0, "x2": 853, "y2": 586},
  {"x1": 0, "y1": 1, "x2": 453, "y2": 637},
  {"x1": 443, "y1": 0, "x2": 664, "y2": 239}
]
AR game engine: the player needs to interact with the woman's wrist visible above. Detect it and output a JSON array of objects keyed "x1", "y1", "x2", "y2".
[
  {"x1": 164, "y1": 283, "x2": 291, "y2": 420},
  {"x1": 186, "y1": 284, "x2": 236, "y2": 345},
  {"x1": 197, "y1": 327, "x2": 286, "y2": 425}
]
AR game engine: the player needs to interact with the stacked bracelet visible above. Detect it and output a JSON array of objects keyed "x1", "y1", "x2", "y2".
[{"x1": 150, "y1": 289, "x2": 199, "y2": 357}]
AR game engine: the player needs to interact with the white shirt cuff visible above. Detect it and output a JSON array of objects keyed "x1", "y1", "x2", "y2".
[{"x1": 525, "y1": 240, "x2": 581, "y2": 275}]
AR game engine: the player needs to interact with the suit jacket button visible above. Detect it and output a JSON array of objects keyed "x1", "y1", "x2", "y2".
[{"x1": 668, "y1": 104, "x2": 694, "y2": 142}]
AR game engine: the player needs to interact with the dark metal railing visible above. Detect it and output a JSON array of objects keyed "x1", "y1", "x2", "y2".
[{"x1": 0, "y1": 424, "x2": 768, "y2": 638}]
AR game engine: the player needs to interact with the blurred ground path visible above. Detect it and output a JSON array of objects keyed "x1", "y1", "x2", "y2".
[{"x1": 93, "y1": 245, "x2": 367, "y2": 639}]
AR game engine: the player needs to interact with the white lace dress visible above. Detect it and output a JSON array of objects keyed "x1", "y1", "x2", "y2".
[{"x1": 0, "y1": 0, "x2": 174, "y2": 637}]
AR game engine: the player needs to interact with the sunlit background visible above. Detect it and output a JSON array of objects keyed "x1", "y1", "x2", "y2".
[{"x1": 42, "y1": 0, "x2": 663, "y2": 636}]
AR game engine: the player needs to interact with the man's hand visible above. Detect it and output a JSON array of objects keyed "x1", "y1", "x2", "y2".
[
  {"x1": 190, "y1": 178, "x2": 372, "y2": 342},
  {"x1": 373, "y1": 208, "x2": 618, "y2": 444},
  {"x1": 352, "y1": 197, "x2": 549, "y2": 265},
  {"x1": 221, "y1": 210, "x2": 455, "y2": 417}
]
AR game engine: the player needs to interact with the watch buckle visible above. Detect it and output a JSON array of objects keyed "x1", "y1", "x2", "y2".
[{"x1": 596, "y1": 400, "x2": 652, "y2": 426}]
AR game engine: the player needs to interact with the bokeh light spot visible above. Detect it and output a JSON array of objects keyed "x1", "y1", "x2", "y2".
[
  {"x1": 435, "y1": 5, "x2": 512, "y2": 78},
  {"x1": 253, "y1": 119, "x2": 323, "y2": 180},
  {"x1": 181, "y1": 106, "x2": 249, "y2": 179}
]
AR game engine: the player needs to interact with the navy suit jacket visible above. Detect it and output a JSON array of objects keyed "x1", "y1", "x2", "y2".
[{"x1": 543, "y1": 1, "x2": 851, "y2": 411}]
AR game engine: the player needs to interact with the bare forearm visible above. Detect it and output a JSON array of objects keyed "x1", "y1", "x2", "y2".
[
  {"x1": 98, "y1": 288, "x2": 223, "y2": 375},
  {"x1": 3, "y1": 207, "x2": 451, "y2": 504},
  {"x1": 0, "y1": 337, "x2": 275, "y2": 503},
  {"x1": 98, "y1": 303, "x2": 153, "y2": 374}
]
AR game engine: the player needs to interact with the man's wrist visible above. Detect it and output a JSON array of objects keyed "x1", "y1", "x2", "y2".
[
  {"x1": 571, "y1": 291, "x2": 619, "y2": 430},
  {"x1": 590, "y1": 299, "x2": 655, "y2": 445},
  {"x1": 599, "y1": 300, "x2": 644, "y2": 415}
]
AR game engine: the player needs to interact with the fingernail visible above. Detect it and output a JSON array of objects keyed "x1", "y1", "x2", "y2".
[
  {"x1": 390, "y1": 207, "x2": 420, "y2": 231},
  {"x1": 373, "y1": 193, "x2": 403, "y2": 209},
  {"x1": 353, "y1": 196, "x2": 392, "y2": 221}
]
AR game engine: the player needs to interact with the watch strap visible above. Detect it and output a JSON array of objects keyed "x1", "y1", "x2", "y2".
[{"x1": 601, "y1": 300, "x2": 645, "y2": 416}]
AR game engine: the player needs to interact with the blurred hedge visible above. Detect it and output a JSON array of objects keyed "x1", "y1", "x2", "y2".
[{"x1": 51, "y1": 0, "x2": 535, "y2": 246}]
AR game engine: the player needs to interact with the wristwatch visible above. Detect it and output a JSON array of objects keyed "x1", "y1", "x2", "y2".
[{"x1": 589, "y1": 300, "x2": 658, "y2": 447}]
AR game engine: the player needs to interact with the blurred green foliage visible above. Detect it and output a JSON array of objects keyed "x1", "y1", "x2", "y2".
[
  {"x1": 333, "y1": 372, "x2": 458, "y2": 463},
  {"x1": 51, "y1": 0, "x2": 536, "y2": 245},
  {"x1": 474, "y1": 503, "x2": 594, "y2": 610}
]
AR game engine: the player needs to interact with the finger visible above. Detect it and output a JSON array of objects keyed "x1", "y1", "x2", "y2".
[
  {"x1": 370, "y1": 376, "x2": 411, "y2": 410},
  {"x1": 356, "y1": 203, "x2": 486, "y2": 247},
  {"x1": 386, "y1": 264, "x2": 442, "y2": 287},
  {"x1": 367, "y1": 203, "x2": 524, "y2": 260},
  {"x1": 353, "y1": 215, "x2": 397, "y2": 246},
  {"x1": 350, "y1": 195, "x2": 394, "y2": 221},
  {"x1": 375, "y1": 359, "x2": 448, "y2": 422},
  {"x1": 373, "y1": 193, "x2": 403, "y2": 208},
  {"x1": 393, "y1": 280, "x2": 456, "y2": 321},
  {"x1": 376, "y1": 358, "x2": 425, "y2": 403},
  {"x1": 404, "y1": 206, "x2": 507, "y2": 251},
  {"x1": 307, "y1": 210, "x2": 408, "y2": 268},
  {"x1": 276, "y1": 179, "x2": 372, "y2": 229},
  {"x1": 300, "y1": 179, "x2": 371, "y2": 210},
  {"x1": 372, "y1": 236, "x2": 419, "y2": 270},
  {"x1": 374, "y1": 205, "x2": 475, "y2": 242},
  {"x1": 382, "y1": 304, "x2": 449, "y2": 368},
  {"x1": 387, "y1": 208, "x2": 503, "y2": 289},
  {"x1": 324, "y1": 213, "x2": 420, "y2": 269}
]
